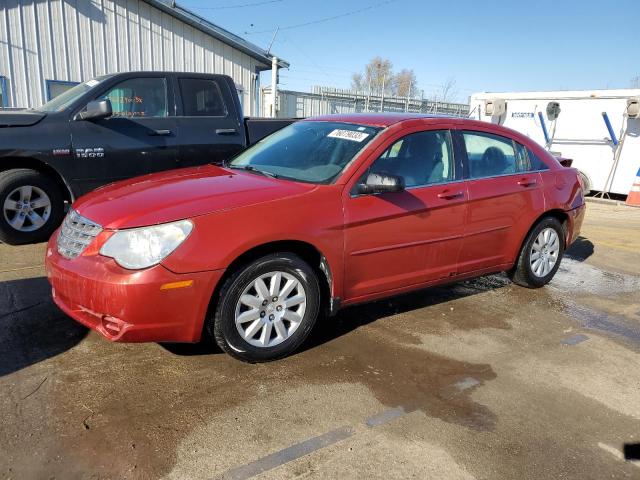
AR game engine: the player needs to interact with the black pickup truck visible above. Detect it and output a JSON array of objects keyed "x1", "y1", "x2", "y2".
[{"x1": 0, "y1": 71, "x2": 294, "y2": 244}]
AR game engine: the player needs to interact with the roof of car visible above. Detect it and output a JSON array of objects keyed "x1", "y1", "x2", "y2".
[{"x1": 304, "y1": 113, "x2": 539, "y2": 149}]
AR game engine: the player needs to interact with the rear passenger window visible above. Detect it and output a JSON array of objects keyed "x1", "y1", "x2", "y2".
[
  {"x1": 463, "y1": 131, "x2": 517, "y2": 179},
  {"x1": 179, "y1": 78, "x2": 227, "y2": 117},
  {"x1": 367, "y1": 130, "x2": 455, "y2": 188},
  {"x1": 527, "y1": 148, "x2": 550, "y2": 171}
]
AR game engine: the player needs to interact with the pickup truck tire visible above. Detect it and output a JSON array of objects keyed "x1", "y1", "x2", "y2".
[
  {"x1": 209, "y1": 253, "x2": 321, "y2": 363},
  {"x1": 509, "y1": 217, "x2": 565, "y2": 288},
  {"x1": 0, "y1": 169, "x2": 65, "y2": 245}
]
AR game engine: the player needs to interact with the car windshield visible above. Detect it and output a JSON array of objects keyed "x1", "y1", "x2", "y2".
[
  {"x1": 36, "y1": 76, "x2": 110, "y2": 112},
  {"x1": 228, "y1": 121, "x2": 381, "y2": 184}
]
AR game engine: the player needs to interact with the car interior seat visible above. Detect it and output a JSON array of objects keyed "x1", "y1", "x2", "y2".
[{"x1": 481, "y1": 146, "x2": 509, "y2": 176}]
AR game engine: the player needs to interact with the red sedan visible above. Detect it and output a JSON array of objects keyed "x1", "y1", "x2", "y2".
[{"x1": 45, "y1": 114, "x2": 585, "y2": 362}]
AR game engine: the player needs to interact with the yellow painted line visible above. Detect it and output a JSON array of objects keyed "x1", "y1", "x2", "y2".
[{"x1": 160, "y1": 280, "x2": 194, "y2": 290}]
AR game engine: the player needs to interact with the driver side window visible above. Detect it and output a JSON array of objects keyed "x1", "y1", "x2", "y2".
[
  {"x1": 367, "y1": 130, "x2": 455, "y2": 188},
  {"x1": 100, "y1": 77, "x2": 168, "y2": 118}
]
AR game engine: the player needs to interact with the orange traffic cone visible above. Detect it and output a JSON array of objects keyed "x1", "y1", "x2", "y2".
[{"x1": 626, "y1": 167, "x2": 640, "y2": 207}]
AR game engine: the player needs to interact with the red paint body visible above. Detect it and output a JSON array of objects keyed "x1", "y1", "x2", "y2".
[{"x1": 45, "y1": 115, "x2": 585, "y2": 343}]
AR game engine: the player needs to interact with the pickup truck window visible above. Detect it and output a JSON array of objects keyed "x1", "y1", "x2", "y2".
[
  {"x1": 100, "y1": 78, "x2": 168, "y2": 118},
  {"x1": 179, "y1": 78, "x2": 227, "y2": 117},
  {"x1": 37, "y1": 76, "x2": 109, "y2": 112},
  {"x1": 229, "y1": 121, "x2": 381, "y2": 184}
]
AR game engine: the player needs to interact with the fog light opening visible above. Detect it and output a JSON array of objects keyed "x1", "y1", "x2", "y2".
[{"x1": 101, "y1": 315, "x2": 126, "y2": 336}]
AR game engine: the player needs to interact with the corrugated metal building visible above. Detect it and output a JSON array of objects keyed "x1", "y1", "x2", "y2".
[{"x1": 0, "y1": 0, "x2": 288, "y2": 115}]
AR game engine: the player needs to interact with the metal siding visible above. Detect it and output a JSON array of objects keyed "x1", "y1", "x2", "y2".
[
  {"x1": 0, "y1": 0, "x2": 265, "y2": 111},
  {"x1": 0, "y1": 6, "x2": 11, "y2": 105}
]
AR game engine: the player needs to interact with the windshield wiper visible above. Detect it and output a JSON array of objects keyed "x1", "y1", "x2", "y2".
[{"x1": 228, "y1": 165, "x2": 278, "y2": 179}]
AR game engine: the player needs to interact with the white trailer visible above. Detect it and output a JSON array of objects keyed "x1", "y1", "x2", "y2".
[{"x1": 469, "y1": 90, "x2": 640, "y2": 196}]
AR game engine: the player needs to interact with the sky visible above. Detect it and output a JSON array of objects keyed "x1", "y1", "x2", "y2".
[{"x1": 180, "y1": 0, "x2": 640, "y2": 102}]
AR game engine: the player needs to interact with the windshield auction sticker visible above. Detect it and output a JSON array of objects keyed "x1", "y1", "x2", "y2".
[{"x1": 328, "y1": 129, "x2": 370, "y2": 142}]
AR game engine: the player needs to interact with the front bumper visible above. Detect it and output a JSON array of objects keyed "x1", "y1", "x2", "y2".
[{"x1": 45, "y1": 234, "x2": 223, "y2": 343}]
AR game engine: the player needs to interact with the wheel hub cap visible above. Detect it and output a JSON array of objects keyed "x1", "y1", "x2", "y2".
[
  {"x1": 3, "y1": 185, "x2": 52, "y2": 232},
  {"x1": 234, "y1": 271, "x2": 307, "y2": 348},
  {"x1": 530, "y1": 227, "x2": 560, "y2": 278}
]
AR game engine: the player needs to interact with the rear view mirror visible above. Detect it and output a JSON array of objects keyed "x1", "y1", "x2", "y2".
[
  {"x1": 78, "y1": 99, "x2": 112, "y2": 121},
  {"x1": 357, "y1": 173, "x2": 405, "y2": 195}
]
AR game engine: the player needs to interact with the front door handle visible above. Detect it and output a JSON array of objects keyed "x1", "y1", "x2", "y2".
[
  {"x1": 148, "y1": 129, "x2": 171, "y2": 136},
  {"x1": 437, "y1": 190, "x2": 464, "y2": 200},
  {"x1": 216, "y1": 128, "x2": 238, "y2": 135},
  {"x1": 517, "y1": 178, "x2": 537, "y2": 187}
]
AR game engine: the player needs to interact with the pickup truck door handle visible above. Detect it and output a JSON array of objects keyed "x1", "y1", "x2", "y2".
[
  {"x1": 148, "y1": 129, "x2": 171, "y2": 136},
  {"x1": 517, "y1": 178, "x2": 537, "y2": 187},
  {"x1": 216, "y1": 128, "x2": 238, "y2": 135},
  {"x1": 437, "y1": 190, "x2": 464, "y2": 200}
]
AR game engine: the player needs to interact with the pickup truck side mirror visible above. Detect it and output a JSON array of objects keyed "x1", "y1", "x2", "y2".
[
  {"x1": 78, "y1": 99, "x2": 112, "y2": 121},
  {"x1": 356, "y1": 172, "x2": 405, "y2": 195}
]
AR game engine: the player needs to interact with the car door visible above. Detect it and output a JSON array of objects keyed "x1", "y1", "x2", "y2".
[
  {"x1": 174, "y1": 75, "x2": 246, "y2": 167},
  {"x1": 69, "y1": 75, "x2": 179, "y2": 195},
  {"x1": 456, "y1": 129, "x2": 545, "y2": 273},
  {"x1": 343, "y1": 127, "x2": 468, "y2": 300}
]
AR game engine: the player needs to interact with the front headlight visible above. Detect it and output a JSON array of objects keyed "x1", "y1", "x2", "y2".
[{"x1": 99, "y1": 220, "x2": 193, "y2": 270}]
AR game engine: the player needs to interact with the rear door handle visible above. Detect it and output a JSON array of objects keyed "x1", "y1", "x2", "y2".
[
  {"x1": 216, "y1": 128, "x2": 238, "y2": 135},
  {"x1": 517, "y1": 178, "x2": 537, "y2": 187},
  {"x1": 437, "y1": 190, "x2": 464, "y2": 200},
  {"x1": 148, "y1": 129, "x2": 171, "y2": 136}
]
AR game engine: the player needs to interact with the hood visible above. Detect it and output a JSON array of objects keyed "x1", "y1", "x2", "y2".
[
  {"x1": 0, "y1": 109, "x2": 47, "y2": 127},
  {"x1": 74, "y1": 165, "x2": 317, "y2": 229}
]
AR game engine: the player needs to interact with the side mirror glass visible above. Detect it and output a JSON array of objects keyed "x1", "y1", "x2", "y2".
[
  {"x1": 357, "y1": 172, "x2": 405, "y2": 195},
  {"x1": 78, "y1": 99, "x2": 112, "y2": 121}
]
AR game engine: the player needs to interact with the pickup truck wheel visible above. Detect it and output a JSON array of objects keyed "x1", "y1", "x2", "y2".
[
  {"x1": 509, "y1": 217, "x2": 565, "y2": 288},
  {"x1": 210, "y1": 253, "x2": 321, "y2": 363},
  {"x1": 0, "y1": 169, "x2": 65, "y2": 245}
]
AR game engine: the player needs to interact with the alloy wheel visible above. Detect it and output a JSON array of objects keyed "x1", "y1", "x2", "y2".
[
  {"x1": 530, "y1": 227, "x2": 560, "y2": 277},
  {"x1": 3, "y1": 185, "x2": 52, "y2": 232},
  {"x1": 234, "y1": 271, "x2": 307, "y2": 348}
]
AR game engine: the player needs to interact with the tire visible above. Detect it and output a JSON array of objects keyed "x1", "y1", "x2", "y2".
[
  {"x1": 0, "y1": 169, "x2": 65, "y2": 245},
  {"x1": 509, "y1": 217, "x2": 565, "y2": 288},
  {"x1": 209, "y1": 253, "x2": 321, "y2": 363}
]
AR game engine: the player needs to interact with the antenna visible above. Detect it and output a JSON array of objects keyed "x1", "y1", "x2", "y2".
[{"x1": 266, "y1": 27, "x2": 279, "y2": 55}]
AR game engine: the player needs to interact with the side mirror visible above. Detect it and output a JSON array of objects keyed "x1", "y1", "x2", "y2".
[
  {"x1": 357, "y1": 172, "x2": 405, "y2": 195},
  {"x1": 78, "y1": 99, "x2": 112, "y2": 121}
]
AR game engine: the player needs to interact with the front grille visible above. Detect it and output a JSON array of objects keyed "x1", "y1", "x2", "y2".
[{"x1": 57, "y1": 209, "x2": 102, "y2": 259}]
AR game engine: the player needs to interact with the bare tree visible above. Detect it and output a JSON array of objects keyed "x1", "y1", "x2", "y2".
[
  {"x1": 351, "y1": 72, "x2": 364, "y2": 92},
  {"x1": 393, "y1": 69, "x2": 417, "y2": 98},
  {"x1": 431, "y1": 77, "x2": 458, "y2": 103},
  {"x1": 351, "y1": 57, "x2": 394, "y2": 95},
  {"x1": 632, "y1": 75, "x2": 640, "y2": 88}
]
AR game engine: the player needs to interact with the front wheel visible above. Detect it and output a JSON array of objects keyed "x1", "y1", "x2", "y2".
[
  {"x1": 509, "y1": 217, "x2": 565, "y2": 288},
  {"x1": 0, "y1": 169, "x2": 65, "y2": 245},
  {"x1": 209, "y1": 253, "x2": 321, "y2": 362}
]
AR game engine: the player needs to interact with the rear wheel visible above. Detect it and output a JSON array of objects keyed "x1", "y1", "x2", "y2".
[
  {"x1": 209, "y1": 253, "x2": 321, "y2": 362},
  {"x1": 509, "y1": 217, "x2": 565, "y2": 288},
  {"x1": 0, "y1": 169, "x2": 65, "y2": 245}
]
